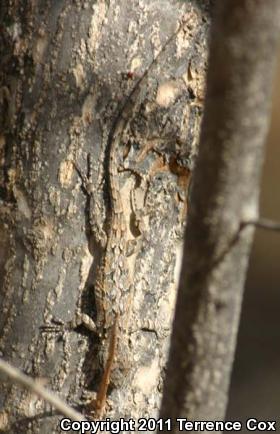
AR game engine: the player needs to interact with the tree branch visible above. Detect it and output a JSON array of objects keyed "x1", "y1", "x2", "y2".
[
  {"x1": 160, "y1": 0, "x2": 280, "y2": 429},
  {"x1": 0, "y1": 358, "x2": 86, "y2": 423},
  {"x1": 243, "y1": 218, "x2": 280, "y2": 231}
]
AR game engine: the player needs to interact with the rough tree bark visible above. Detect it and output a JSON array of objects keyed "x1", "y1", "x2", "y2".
[
  {"x1": 0, "y1": 1, "x2": 210, "y2": 433},
  {"x1": 160, "y1": 0, "x2": 280, "y2": 430}
]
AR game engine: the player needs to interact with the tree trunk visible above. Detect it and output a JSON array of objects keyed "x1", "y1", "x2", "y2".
[{"x1": 0, "y1": 1, "x2": 210, "y2": 432}]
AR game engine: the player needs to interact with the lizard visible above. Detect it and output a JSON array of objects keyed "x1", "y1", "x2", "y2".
[{"x1": 73, "y1": 20, "x2": 185, "y2": 419}]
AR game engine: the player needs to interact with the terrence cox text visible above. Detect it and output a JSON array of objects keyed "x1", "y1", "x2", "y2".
[{"x1": 60, "y1": 417, "x2": 277, "y2": 433}]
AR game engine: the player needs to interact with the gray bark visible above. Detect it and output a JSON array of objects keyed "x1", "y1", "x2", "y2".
[
  {"x1": 159, "y1": 0, "x2": 280, "y2": 431},
  {"x1": 0, "y1": 1, "x2": 210, "y2": 432}
]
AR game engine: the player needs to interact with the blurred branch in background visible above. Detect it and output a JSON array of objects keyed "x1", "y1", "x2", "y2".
[
  {"x1": 227, "y1": 48, "x2": 280, "y2": 422},
  {"x1": 160, "y1": 0, "x2": 280, "y2": 429}
]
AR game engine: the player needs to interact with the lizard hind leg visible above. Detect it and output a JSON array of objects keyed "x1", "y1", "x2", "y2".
[{"x1": 39, "y1": 310, "x2": 97, "y2": 334}]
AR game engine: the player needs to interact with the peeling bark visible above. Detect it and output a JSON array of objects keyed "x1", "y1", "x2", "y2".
[{"x1": 0, "y1": 1, "x2": 210, "y2": 432}]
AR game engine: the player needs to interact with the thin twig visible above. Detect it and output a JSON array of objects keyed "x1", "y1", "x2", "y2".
[
  {"x1": 242, "y1": 218, "x2": 280, "y2": 231},
  {"x1": 0, "y1": 358, "x2": 87, "y2": 422}
]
